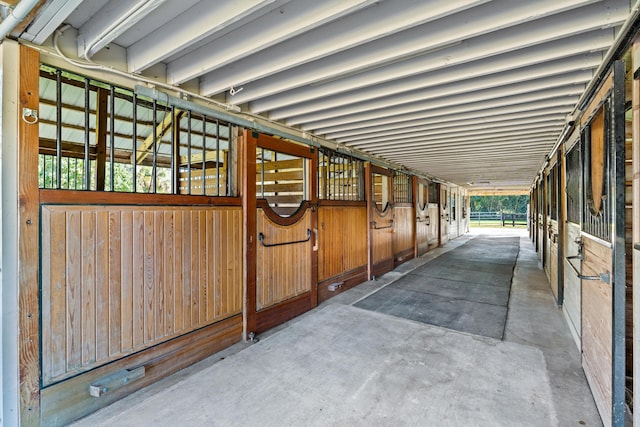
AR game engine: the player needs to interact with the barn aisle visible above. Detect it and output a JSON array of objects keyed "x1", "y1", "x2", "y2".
[
  {"x1": 71, "y1": 229, "x2": 601, "y2": 427},
  {"x1": 355, "y1": 235, "x2": 519, "y2": 339}
]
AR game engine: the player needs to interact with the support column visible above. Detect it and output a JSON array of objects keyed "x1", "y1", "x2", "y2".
[
  {"x1": 632, "y1": 34, "x2": 640, "y2": 426},
  {"x1": 1, "y1": 41, "x2": 40, "y2": 426}
]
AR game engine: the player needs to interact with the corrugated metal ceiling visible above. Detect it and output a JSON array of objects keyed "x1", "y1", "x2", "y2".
[{"x1": 8, "y1": 0, "x2": 635, "y2": 193}]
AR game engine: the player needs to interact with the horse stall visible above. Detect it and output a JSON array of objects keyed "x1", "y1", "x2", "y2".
[
  {"x1": 392, "y1": 171, "x2": 415, "y2": 266},
  {"x1": 544, "y1": 153, "x2": 561, "y2": 305},
  {"x1": 367, "y1": 164, "x2": 395, "y2": 279},
  {"x1": 36, "y1": 64, "x2": 244, "y2": 424},
  {"x1": 560, "y1": 61, "x2": 627, "y2": 426},
  {"x1": 563, "y1": 131, "x2": 583, "y2": 348},
  {"x1": 448, "y1": 186, "x2": 460, "y2": 240},
  {"x1": 8, "y1": 46, "x2": 471, "y2": 425},
  {"x1": 414, "y1": 178, "x2": 440, "y2": 257},
  {"x1": 316, "y1": 148, "x2": 368, "y2": 302},
  {"x1": 439, "y1": 184, "x2": 450, "y2": 246}
]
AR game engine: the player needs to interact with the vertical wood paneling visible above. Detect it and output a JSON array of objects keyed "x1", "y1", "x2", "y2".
[
  {"x1": 371, "y1": 210, "x2": 393, "y2": 266},
  {"x1": 40, "y1": 205, "x2": 243, "y2": 385},
  {"x1": 132, "y1": 211, "x2": 145, "y2": 348},
  {"x1": 563, "y1": 222, "x2": 582, "y2": 343},
  {"x1": 318, "y1": 206, "x2": 367, "y2": 281},
  {"x1": 582, "y1": 236, "x2": 613, "y2": 426},
  {"x1": 415, "y1": 205, "x2": 429, "y2": 256},
  {"x1": 393, "y1": 206, "x2": 414, "y2": 256},
  {"x1": 256, "y1": 209, "x2": 312, "y2": 310},
  {"x1": 108, "y1": 212, "x2": 122, "y2": 357},
  {"x1": 80, "y1": 211, "x2": 96, "y2": 367},
  {"x1": 66, "y1": 210, "x2": 81, "y2": 372},
  {"x1": 96, "y1": 210, "x2": 110, "y2": 362},
  {"x1": 50, "y1": 210, "x2": 67, "y2": 379},
  {"x1": 427, "y1": 205, "x2": 439, "y2": 245},
  {"x1": 121, "y1": 211, "x2": 134, "y2": 352}
]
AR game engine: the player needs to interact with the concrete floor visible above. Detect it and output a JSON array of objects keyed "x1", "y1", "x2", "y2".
[{"x1": 71, "y1": 228, "x2": 602, "y2": 427}]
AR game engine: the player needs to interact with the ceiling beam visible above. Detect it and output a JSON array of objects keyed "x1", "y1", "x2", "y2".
[
  {"x1": 127, "y1": 0, "x2": 287, "y2": 73},
  {"x1": 257, "y1": 43, "x2": 604, "y2": 117},
  {"x1": 190, "y1": 0, "x2": 490, "y2": 93},
  {"x1": 313, "y1": 98, "x2": 576, "y2": 136},
  {"x1": 336, "y1": 114, "x2": 566, "y2": 143},
  {"x1": 303, "y1": 86, "x2": 581, "y2": 131},
  {"x1": 285, "y1": 70, "x2": 592, "y2": 125},
  {"x1": 165, "y1": 0, "x2": 382, "y2": 85},
  {"x1": 345, "y1": 121, "x2": 565, "y2": 147},
  {"x1": 210, "y1": 0, "x2": 625, "y2": 101}
]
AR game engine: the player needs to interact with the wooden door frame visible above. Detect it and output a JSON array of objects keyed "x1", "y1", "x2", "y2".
[{"x1": 242, "y1": 131, "x2": 318, "y2": 338}]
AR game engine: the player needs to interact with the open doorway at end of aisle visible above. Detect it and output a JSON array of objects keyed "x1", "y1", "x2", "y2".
[{"x1": 469, "y1": 195, "x2": 529, "y2": 230}]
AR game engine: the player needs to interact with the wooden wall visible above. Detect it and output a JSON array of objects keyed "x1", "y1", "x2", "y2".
[
  {"x1": 256, "y1": 209, "x2": 313, "y2": 310},
  {"x1": 415, "y1": 204, "x2": 429, "y2": 256},
  {"x1": 581, "y1": 236, "x2": 613, "y2": 426},
  {"x1": 393, "y1": 206, "x2": 415, "y2": 263},
  {"x1": 317, "y1": 204, "x2": 367, "y2": 283},
  {"x1": 40, "y1": 205, "x2": 243, "y2": 385},
  {"x1": 370, "y1": 206, "x2": 394, "y2": 277}
]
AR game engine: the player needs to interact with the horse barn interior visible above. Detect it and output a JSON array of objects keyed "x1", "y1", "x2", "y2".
[{"x1": 4, "y1": 0, "x2": 640, "y2": 425}]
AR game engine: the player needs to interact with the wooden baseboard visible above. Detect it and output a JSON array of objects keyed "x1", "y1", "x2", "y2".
[
  {"x1": 317, "y1": 266, "x2": 368, "y2": 303},
  {"x1": 41, "y1": 316, "x2": 242, "y2": 426},
  {"x1": 254, "y1": 294, "x2": 313, "y2": 335},
  {"x1": 371, "y1": 259, "x2": 394, "y2": 278},
  {"x1": 394, "y1": 248, "x2": 415, "y2": 266}
]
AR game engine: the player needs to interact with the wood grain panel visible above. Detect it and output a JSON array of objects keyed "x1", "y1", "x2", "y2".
[
  {"x1": 371, "y1": 207, "x2": 394, "y2": 267},
  {"x1": 18, "y1": 44, "x2": 41, "y2": 425},
  {"x1": 317, "y1": 206, "x2": 367, "y2": 282},
  {"x1": 581, "y1": 235, "x2": 613, "y2": 426},
  {"x1": 393, "y1": 207, "x2": 414, "y2": 261},
  {"x1": 40, "y1": 205, "x2": 243, "y2": 386},
  {"x1": 563, "y1": 222, "x2": 582, "y2": 345},
  {"x1": 41, "y1": 315, "x2": 242, "y2": 426},
  {"x1": 256, "y1": 209, "x2": 312, "y2": 310},
  {"x1": 415, "y1": 204, "x2": 429, "y2": 256},
  {"x1": 547, "y1": 219, "x2": 559, "y2": 302}
]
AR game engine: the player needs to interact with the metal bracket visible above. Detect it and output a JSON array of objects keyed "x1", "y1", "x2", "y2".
[
  {"x1": 328, "y1": 281, "x2": 344, "y2": 292},
  {"x1": 565, "y1": 259, "x2": 610, "y2": 284},
  {"x1": 566, "y1": 237, "x2": 584, "y2": 260},
  {"x1": 89, "y1": 366, "x2": 145, "y2": 397},
  {"x1": 247, "y1": 332, "x2": 259, "y2": 343}
]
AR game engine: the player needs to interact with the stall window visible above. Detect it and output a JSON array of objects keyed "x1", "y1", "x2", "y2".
[
  {"x1": 582, "y1": 105, "x2": 611, "y2": 241},
  {"x1": 565, "y1": 142, "x2": 581, "y2": 224},
  {"x1": 451, "y1": 192, "x2": 456, "y2": 221},
  {"x1": 372, "y1": 172, "x2": 391, "y2": 212},
  {"x1": 546, "y1": 166, "x2": 558, "y2": 221},
  {"x1": 393, "y1": 171, "x2": 412, "y2": 204},
  {"x1": 417, "y1": 182, "x2": 426, "y2": 210},
  {"x1": 38, "y1": 65, "x2": 234, "y2": 196},
  {"x1": 256, "y1": 147, "x2": 309, "y2": 216},
  {"x1": 317, "y1": 148, "x2": 364, "y2": 200},
  {"x1": 428, "y1": 182, "x2": 438, "y2": 204}
]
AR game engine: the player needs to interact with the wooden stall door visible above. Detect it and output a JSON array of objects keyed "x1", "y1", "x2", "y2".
[
  {"x1": 545, "y1": 162, "x2": 561, "y2": 304},
  {"x1": 449, "y1": 187, "x2": 459, "y2": 240},
  {"x1": 440, "y1": 185, "x2": 450, "y2": 246},
  {"x1": 577, "y1": 61, "x2": 626, "y2": 427},
  {"x1": 563, "y1": 136, "x2": 581, "y2": 348},
  {"x1": 244, "y1": 132, "x2": 318, "y2": 336},
  {"x1": 367, "y1": 164, "x2": 394, "y2": 279},
  {"x1": 415, "y1": 178, "x2": 430, "y2": 256}
]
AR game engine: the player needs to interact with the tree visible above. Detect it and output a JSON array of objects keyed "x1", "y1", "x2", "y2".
[{"x1": 470, "y1": 195, "x2": 528, "y2": 213}]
